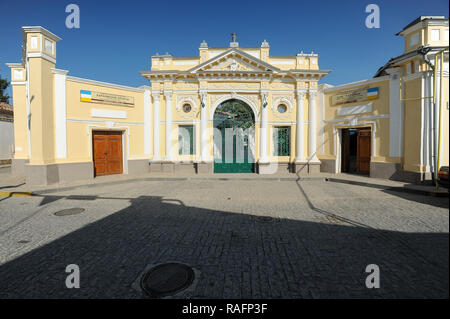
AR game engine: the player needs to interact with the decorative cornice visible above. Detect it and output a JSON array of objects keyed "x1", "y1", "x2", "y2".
[
  {"x1": 323, "y1": 75, "x2": 390, "y2": 93},
  {"x1": 296, "y1": 89, "x2": 308, "y2": 97},
  {"x1": 51, "y1": 68, "x2": 69, "y2": 75},
  {"x1": 27, "y1": 52, "x2": 56, "y2": 64},
  {"x1": 6, "y1": 63, "x2": 23, "y2": 68},
  {"x1": 66, "y1": 75, "x2": 145, "y2": 92},
  {"x1": 151, "y1": 92, "x2": 161, "y2": 102},
  {"x1": 22, "y1": 26, "x2": 62, "y2": 42},
  {"x1": 164, "y1": 90, "x2": 173, "y2": 100},
  {"x1": 308, "y1": 89, "x2": 318, "y2": 97}
]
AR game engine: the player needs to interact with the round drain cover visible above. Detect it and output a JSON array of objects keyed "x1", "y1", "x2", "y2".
[
  {"x1": 54, "y1": 208, "x2": 85, "y2": 216},
  {"x1": 140, "y1": 263, "x2": 195, "y2": 297},
  {"x1": 254, "y1": 216, "x2": 275, "y2": 223}
]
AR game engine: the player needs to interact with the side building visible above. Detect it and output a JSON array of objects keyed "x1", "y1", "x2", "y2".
[{"x1": 319, "y1": 16, "x2": 449, "y2": 182}]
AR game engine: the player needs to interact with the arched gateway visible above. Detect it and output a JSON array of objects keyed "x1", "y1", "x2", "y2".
[{"x1": 213, "y1": 99, "x2": 255, "y2": 173}]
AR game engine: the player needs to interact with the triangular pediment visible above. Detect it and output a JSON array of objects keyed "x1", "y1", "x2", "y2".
[{"x1": 188, "y1": 48, "x2": 280, "y2": 73}]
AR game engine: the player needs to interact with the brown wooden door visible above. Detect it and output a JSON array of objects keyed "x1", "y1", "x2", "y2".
[
  {"x1": 356, "y1": 129, "x2": 371, "y2": 174},
  {"x1": 341, "y1": 129, "x2": 350, "y2": 173},
  {"x1": 93, "y1": 131, "x2": 123, "y2": 176}
]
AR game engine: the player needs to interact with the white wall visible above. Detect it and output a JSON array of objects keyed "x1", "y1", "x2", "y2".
[{"x1": 0, "y1": 121, "x2": 14, "y2": 160}]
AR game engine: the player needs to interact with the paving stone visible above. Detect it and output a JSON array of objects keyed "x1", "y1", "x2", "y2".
[{"x1": 0, "y1": 179, "x2": 448, "y2": 298}]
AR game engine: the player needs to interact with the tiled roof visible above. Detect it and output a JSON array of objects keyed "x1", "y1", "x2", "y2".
[{"x1": 0, "y1": 102, "x2": 13, "y2": 114}]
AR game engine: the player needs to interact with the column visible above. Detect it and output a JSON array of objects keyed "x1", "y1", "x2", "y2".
[
  {"x1": 152, "y1": 92, "x2": 161, "y2": 161},
  {"x1": 295, "y1": 89, "x2": 307, "y2": 162},
  {"x1": 259, "y1": 92, "x2": 269, "y2": 163},
  {"x1": 200, "y1": 91, "x2": 208, "y2": 161},
  {"x1": 143, "y1": 87, "x2": 151, "y2": 156},
  {"x1": 52, "y1": 68, "x2": 68, "y2": 159},
  {"x1": 308, "y1": 89, "x2": 319, "y2": 162},
  {"x1": 164, "y1": 90, "x2": 173, "y2": 161}
]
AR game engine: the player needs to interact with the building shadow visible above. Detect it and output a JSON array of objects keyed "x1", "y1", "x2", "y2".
[
  {"x1": 325, "y1": 177, "x2": 449, "y2": 209},
  {"x1": 0, "y1": 195, "x2": 448, "y2": 299},
  {"x1": 381, "y1": 188, "x2": 449, "y2": 209}
]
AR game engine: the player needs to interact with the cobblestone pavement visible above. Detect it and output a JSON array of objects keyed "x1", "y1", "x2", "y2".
[{"x1": 0, "y1": 179, "x2": 448, "y2": 298}]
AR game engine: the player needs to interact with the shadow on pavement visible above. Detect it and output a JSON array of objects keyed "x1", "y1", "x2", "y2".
[
  {"x1": 0, "y1": 194, "x2": 448, "y2": 299},
  {"x1": 381, "y1": 189, "x2": 449, "y2": 209}
]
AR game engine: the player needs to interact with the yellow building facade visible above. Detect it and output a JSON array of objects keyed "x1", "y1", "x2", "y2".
[{"x1": 6, "y1": 17, "x2": 449, "y2": 185}]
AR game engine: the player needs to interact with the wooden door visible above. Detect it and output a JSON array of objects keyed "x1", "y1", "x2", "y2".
[
  {"x1": 356, "y1": 129, "x2": 371, "y2": 174},
  {"x1": 341, "y1": 129, "x2": 350, "y2": 173},
  {"x1": 93, "y1": 131, "x2": 123, "y2": 176}
]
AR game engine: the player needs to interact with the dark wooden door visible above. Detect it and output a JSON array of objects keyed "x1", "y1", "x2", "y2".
[
  {"x1": 93, "y1": 131, "x2": 123, "y2": 176},
  {"x1": 356, "y1": 129, "x2": 371, "y2": 174},
  {"x1": 341, "y1": 129, "x2": 350, "y2": 173}
]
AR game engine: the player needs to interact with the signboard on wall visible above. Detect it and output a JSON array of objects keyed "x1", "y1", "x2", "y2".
[
  {"x1": 331, "y1": 87, "x2": 378, "y2": 106},
  {"x1": 80, "y1": 90, "x2": 134, "y2": 107}
]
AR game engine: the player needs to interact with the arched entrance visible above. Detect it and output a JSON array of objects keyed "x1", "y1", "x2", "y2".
[{"x1": 213, "y1": 99, "x2": 255, "y2": 173}]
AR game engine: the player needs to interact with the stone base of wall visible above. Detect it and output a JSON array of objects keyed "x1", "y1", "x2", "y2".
[
  {"x1": 294, "y1": 162, "x2": 321, "y2": 175},
  {"x1": 128, "y1": 159, "x2": 149, "y2": 174},
  {"x1": 320, "y1": 159, "x2": 335, "y2": 173},
  {"x1": 308, "y1": 162, "x2": 321, "y2": 174},
  {"x1": 58, "y1": 162, "x2": 94, "y2": 183},
  {"x1": 370, "y1": 162, "x2": 401, "y2": 180},
  {"x1": 175, "y1": 162, "x2": 196, "y2": 174},
  {"x1": 25, "y1": 162, "x2": 94, "y2": 185},
  {"x1": 149, "y1": 161, "x2": 163, "y2": 173},
  {"x1": 149, "y1": 161, "x2": 175, "y2": 173},
  {"x1": 161, "y1": 162, "x2": 175, "y2": 173},
  {"x1": 369, "y1": 161, "x2": 432, "y2": 183},
  {"x1": 294, "y1": 162, "x2": 308, "y2": 174},
  {"x1": 12, "y1": 158, "x2": 29, "y2": 175},
  {"x1": 258, "y1": 162, "x2": 291, "y2": 174},
  {"x1": 25, "y1": 164, "x2": 59, "y2": 186},
  {"x1": 22, "y1": 159, "x2": 431, "y2": 185},
  {"x1": 196, "y1": 162, "x2": 213, "y2": 174}
]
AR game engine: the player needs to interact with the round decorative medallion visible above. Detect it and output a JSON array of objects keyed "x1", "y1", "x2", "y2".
[
  {"x1": 272, "y1": 97, "x2": 293, "y2": 120},
  {"x1": 176, "y1": 96, "x2": 198, "y2": 119},
  {"x1": 182, "y1": 103, "x2": 192, "y2": 113},
  {"x1": 277, "y1": 104, "x2": 287, "y2": 114}
]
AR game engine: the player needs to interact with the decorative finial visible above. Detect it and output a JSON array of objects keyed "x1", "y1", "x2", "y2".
[
  {"x1": 231, "y1": 33, "x2": 237, "y2": 42},
  {"x1": 200, "y1": 40, "x2": 208, "y2": 48},
  {"x1": 261, "y1": 39, "x2": 270, "y2": 48}
]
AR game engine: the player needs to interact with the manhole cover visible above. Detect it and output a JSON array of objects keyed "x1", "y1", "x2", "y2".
[
  {"x1": 54, "y1": 208, "x2": 85, "y2": 216},
  {"x1": 140, "y1": 263, "x2": 195, "y2": 298},
  {"x1": 254, "y1": 216, "x2": 277, "y2": 223}
]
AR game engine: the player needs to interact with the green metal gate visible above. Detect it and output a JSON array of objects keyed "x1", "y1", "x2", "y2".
[{"x1": 213, "y1": 99, "x2": 255, "y2": 173}]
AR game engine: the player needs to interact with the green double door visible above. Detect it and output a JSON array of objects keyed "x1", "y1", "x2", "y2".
[{"x1": 213, "y1": 99, "x2": 255, "y2": 173}]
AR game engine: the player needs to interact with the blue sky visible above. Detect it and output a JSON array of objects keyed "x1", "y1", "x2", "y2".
[{"x1": 1, "y1": 0, "x2": 448, "y2": 103}]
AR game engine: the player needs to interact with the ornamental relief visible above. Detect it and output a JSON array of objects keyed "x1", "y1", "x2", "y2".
[
  {"x1": 176, "y1": 95, "x2": 198, "y2": 119},
  {"x1": 271, "y1": 95, "x2": 294, "y2": 120},
  {"x1": 209, "y1": 58, "x2": 255, "y2": 72},
  {"x1": 208, "y1": 82, "x2": 260, "y2": 90},
  {"x1": 173, "y1": 82, "x2": 199, "y2": 90},
  {"x1": 270, "y1": 82, "x2": 295, "y2": 90}
]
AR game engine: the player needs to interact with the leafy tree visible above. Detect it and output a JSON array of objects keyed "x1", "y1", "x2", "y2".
[
  {"x1": 214, "y1": 99, "x2": 255, "y2": 130},
  {"x1": 0, "y1": 75, "x2": 10, "y2": 103}
]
